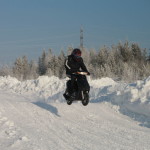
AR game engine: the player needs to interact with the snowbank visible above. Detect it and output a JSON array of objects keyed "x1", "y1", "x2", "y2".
[
  {"x1": 112, "y1": 77, "x2": 150, "y2": 123},
  {"x1": 0, "y1": 76, "x2": 66, "y2": 101},
  {"x1": 0, "y1": 76, "x2": 117, "y2": 102},
  {"x1": 89, "y1": 77, "x2": 116, "y2": 88},
  {"x1": 0, "y1": 75, "x2": 150, "y2": 126}
]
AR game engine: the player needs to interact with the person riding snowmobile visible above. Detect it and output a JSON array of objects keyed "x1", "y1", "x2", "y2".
[{"x1": 64, "y1": 48, "x2": 90, "y2": 98}]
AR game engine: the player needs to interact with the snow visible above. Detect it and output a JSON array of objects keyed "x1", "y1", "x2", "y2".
[{"x1": 0, "y1": 75, "x2": 150, "y2": 150}]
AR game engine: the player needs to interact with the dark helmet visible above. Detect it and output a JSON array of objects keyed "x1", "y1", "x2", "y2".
[{"x1": 71, "y1": 48, "x2": 82, "y2": 61}]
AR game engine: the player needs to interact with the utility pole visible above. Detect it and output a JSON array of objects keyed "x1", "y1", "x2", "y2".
[{"x1": 80, "y1": 26, "x2": 83, "y2": 50}]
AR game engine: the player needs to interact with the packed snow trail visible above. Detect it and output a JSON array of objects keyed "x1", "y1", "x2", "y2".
[{"x1": 0, "y1": 90, "x2": 150, "y2": 150}]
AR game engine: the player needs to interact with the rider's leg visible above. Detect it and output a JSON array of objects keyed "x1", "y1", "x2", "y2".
[{"x1": 70, "y1": 75, "x2": 77, "y2": 93}]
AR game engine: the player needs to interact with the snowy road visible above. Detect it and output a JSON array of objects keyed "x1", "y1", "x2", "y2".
[{"x1": 0, "y1": 90, "x2": 150, "y2": 150}]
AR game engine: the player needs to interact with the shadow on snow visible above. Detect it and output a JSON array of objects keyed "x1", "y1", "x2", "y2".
[{"x1": 33, "y1": 101, "x2": 60, "y2": 117}]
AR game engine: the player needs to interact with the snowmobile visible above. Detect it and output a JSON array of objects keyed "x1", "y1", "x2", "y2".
[{"x1": 63, "y1": 72, "x2": 90, "y2": 106}]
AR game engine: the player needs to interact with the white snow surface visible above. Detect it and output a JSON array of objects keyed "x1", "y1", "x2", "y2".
[{"x1": 0, "y1": 75, "x2": 150, "y2": 150}]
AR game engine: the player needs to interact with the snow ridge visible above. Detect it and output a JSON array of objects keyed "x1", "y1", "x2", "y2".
[
  {"x1": 0, "y1": 76, "x2": 150, "y2": 117},
  {"x1": 0, "y1": 76, "x2": 150, "y2": 125}
]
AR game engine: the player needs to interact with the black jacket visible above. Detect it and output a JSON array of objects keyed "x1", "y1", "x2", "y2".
[{"x1": 65, "y1": 55, "x2": 88, "y2": 75}]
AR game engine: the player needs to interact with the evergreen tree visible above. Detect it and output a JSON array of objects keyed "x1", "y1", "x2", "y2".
[
  {"x1": 28, "y1": 60, "x2": 38, "y2": 79},
  {"x1": 22, "y1": 56, "x2": 29, "y2": 80},
  {"x1": 117, "y1": 41, "x2": 132, "y2": 62},
  {"x1": 1, "y1": 41, "x2": 149, "y2": 82},
  {"x1": 38, "y1": 50, "x2": 47, "y2": 75},
  {"x1": 13, "y1": 57, "x2": 24, "y2": 80},
  {"x1": 0, "y1": 65, "x2": 13, "y2": 76},
  {"x1": 58, "y1": 51, "x2": 66, "y2": 78},
  {"x1": 131, "y1": 43, "x2": 142, "y2": 60},
  {"x1": 97, "y1": 46, "x2": 109, "y2": 67}
]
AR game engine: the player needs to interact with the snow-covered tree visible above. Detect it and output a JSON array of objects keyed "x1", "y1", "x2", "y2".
[
  {"x1": 0, "y1": 65, "x2": 13, "y2": 76},
  {"x1": 38, "y1": 50, "x2": 47, "y2": 75},
  {"x1": 28, "y1": 60, "x2": 38, "y2": 79},
  {"x1": 1, "y1": 41, "x2": 148, "y2": 82},
  {"x1": 13, "y1": 57, "x2": 24, "y2": 80},
  {"x1": 22, "y1": 56, "x2": 29, "y2": 80}
]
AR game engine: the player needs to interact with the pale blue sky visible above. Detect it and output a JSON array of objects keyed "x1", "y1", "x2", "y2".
[{"x1": 0, "y1": 0, "x2": 150, "y2": 64}]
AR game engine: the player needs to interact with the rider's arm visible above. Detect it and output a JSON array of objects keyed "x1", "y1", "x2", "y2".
[
  {"x1": 65, "y1": 57, "x2": 75, "y2": 74},
  {"x1": 65, "y1": 58, "x2": 71, "y2": 70}
]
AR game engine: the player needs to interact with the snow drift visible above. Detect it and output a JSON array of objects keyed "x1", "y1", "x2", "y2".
[
  {"x1": 0, "y1": 75, "x2": 150, "y2": 127},
  {"x1": 0, "y1": 75, "x2": 150, "y2": 150}
]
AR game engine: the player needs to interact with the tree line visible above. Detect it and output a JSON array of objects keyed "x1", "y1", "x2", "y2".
[{"x1": 0, "y1": 41, "x2": 150, "y2": 82}]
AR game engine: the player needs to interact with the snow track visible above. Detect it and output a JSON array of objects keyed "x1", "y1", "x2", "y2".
[{"x1": 0, "y1": 90, "x2": 150, "y2": 150}]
